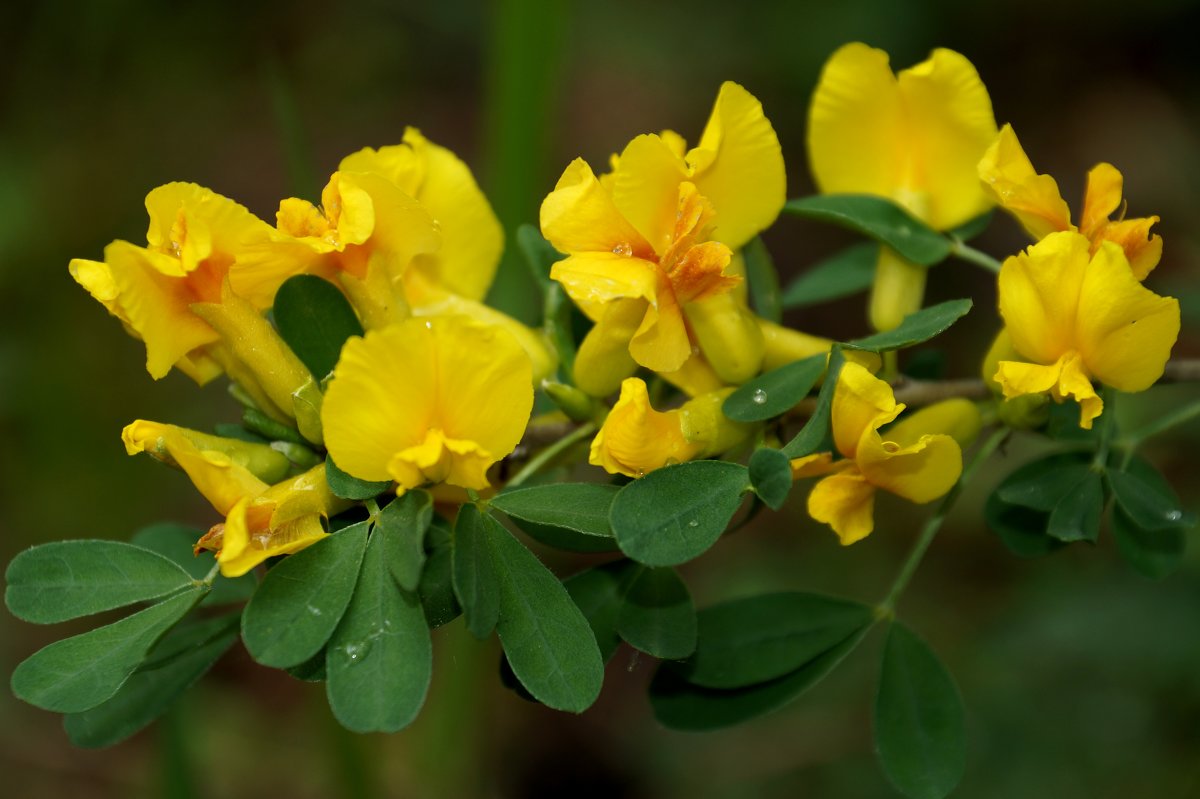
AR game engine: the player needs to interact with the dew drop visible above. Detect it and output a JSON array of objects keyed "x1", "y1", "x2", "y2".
[
  {"x1": 751, "y1": 388, "x2": 768, "y2": 405},
  {"x1": 1166, "y1": 509, "x2": 1183, "y2": 522},
  {"x1": 687, "y1": 519, "x2": 700, "y2": 528},
  {"x1": 612, "y1": 242, "x2": 633, "y2": 256},
  {"x1": 343, "y1": 641, "x2": 371, "y2": 662},
  {"x1": 307, "y1": 604, "x2": 322, "y2": 617}
]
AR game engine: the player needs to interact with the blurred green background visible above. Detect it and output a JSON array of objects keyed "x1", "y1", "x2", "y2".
[{"x1": 3, "y1": 1, "x2": 1199, "y2": 796}]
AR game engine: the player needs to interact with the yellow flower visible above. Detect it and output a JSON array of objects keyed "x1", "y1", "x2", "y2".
[
  {"x1": 808, "y1": 43, "x2": 997, "y2": 331},
  {"x1": 69, "y1": 183, "x2": 281, "y2": 383},
  {"x1": 993, "y1": 231, "x2": 1179, "y2": 428},
  {"x1": 978, "y1": 123, "x2": 1162, "y2": 280},
  {"x1": 590, "y1": 378, "x2": 754, "y2": 478},
  {"x1": 340, "y1": 127, "x2": 505, "y2": 303},
  {"x1": 322, "y1": 317, "x2": 533, "y2": 494},
  {"x1": 791, "y1": 363, "x2": 974, "y2": 545},
  {"x1": 542, "y1": 82, "x2": 785, "y2": 392},
  {"x1": 260, "y1": 170, "x2": 442, "y2": 329},
  {"x1": 123, "y1": 421, "x2": 346, "y2": 576}
]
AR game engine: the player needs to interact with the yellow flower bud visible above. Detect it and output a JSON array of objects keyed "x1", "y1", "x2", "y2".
[{"x1": 684, "y1": 293, "x2": 765, "y2": 384}]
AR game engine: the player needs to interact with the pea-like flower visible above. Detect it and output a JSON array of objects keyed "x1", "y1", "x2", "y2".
[
  {"x1": 791, "y1": 363, "x2": 978, "y2": 545},
  {"x1": 322, "y1": 317, "x2": 533, "y2": 494},
  {"x1": 993, "y1": 231, "x2": 1179, "y2": 428},
  {"x1": 123, "y1": 421, "x2": 346, "y2": 576},
  {"x1": 978, "y1": 124, "x2": 1161, "y2": 279},
  {"x1": 589, "y1": 378, "x2": 754, "y2": 478},
  {"x1": 808, "y1": 43, "x2": 997, "y2": 331},
  {"x1": 541, "y1": 81, "x2": 786, "y2": 393}
]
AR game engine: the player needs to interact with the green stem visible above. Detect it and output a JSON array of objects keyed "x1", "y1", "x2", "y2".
[
  {"x1": 506, "y1": 422, "x2": 596, "y2": 488},
  {"x1": 950, "y1": 239, "x2": 1002, "y2": 273},
  {"x1": 1120, "y1": 397, "x2": 1200, "y2": 458},
  {"x1": 201, "y1": 561, "x2": 221, "y2": 585},
  {"x1": 1092, "y1": 386, "x2": 1117, "y2": 471},
  {"x1": 877, "y1": 427, "x2": 1008, "y2": 615}
]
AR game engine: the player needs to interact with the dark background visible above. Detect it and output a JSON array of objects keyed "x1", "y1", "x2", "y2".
[{"x1": 2, "y1": 1, "x2": 1199, "y2": 796}]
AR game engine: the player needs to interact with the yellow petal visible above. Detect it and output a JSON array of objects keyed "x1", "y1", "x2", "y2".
[
  {"x1": 808, "y1": 43, "x2": 906, "y2": 202},
  {"x1": 339, "y1": 171, "x2": 442, "y2": 284},
  {"x1": 610, "y1": 134, "x2": 690, "y2": 256},
  {"x1": 104, "y1": 241, "x2": 219, "y2": 380},
  {"x1": 218, "y1": 497, "x2": 328, "y2": 578},
  {"x1": 630, "y1": 274, "x2": 693, "y2": 373},
  {"x1": 658, "y1": 350, "x2": 726, "y2": 397},
  {"x1": 412, "y1": 294, "x2": 558, "y2": 384},
  {"x1": 807, "y1": 470, "x2": 877, "y2": 545},
  {"x1": 550, "y1": 251, "x2": 658, "y2": 314},
  {"x1": 1079, "y1": 162, "x2": 1123, "y2": 237},
  {"x1": 981, "y1": 327, "x2": 1018, "y2": 392},
  {"x1": 323, "y1": 317, "x2": 533, "y2": 485},
  {"x1": 1076, "y1": 242, "x2": 1179, "y2": 393},
  {"x1": 790, "y1": 451, "x2": 838, "y2": 479},
  {"x1": 388, "y1": 429, "x2": 494, "y2": 494},
  {"x1": 857, "y1": 428, "x2": 962, "y2": 504},
  {"x1": 1092, "y1": 217, "x2": 1162, "y2": 281},
  {"x1": 572, "y1": 298, "x2": 644, "y2": 397},
  {"x1": 683, "y1": 291, "x2": 765, "y2": 384},
  {"x1": 995, "y1": 353, "x2": 1104, "y2": 430},
  {"x1": 830, "y1": 361, "x2": 902, "y2": 460},
  {"x1": 123, "y1": 421, "x2": 268, "y2": 516},
  {"x1": 588, "y1": 378, "x2": 701, "y2": 477},
  {"x1": 540, "y1": 158, "x2": 652, "y2": 256},
  {"x1": 894, "y1": 48, "x2": 997, "y2": 230},
  {"x1": 263, "y1": 464, "x2": 348, "y2": 528},
  {"x1": 687, "y1": 81, "x2": 786, "y2": 249},
  {"x1": 144, "y1": 183, "x2": 274, "y2": 277},
  {"x1": 997, "y1": 231, "x2": 1090, "y2": 366},
  {"x1": 978, "y1": 124, "x2": 1072, "y2": 240},
  {"x1": 868, "y1": 247, "x2": 926, "y2": 333},
  {"x1": 342, "y1": 128, "x2": 503, "y2": 301},
  {"x1": 886, "y1": 399, "x2": 982, "y2": 450}
]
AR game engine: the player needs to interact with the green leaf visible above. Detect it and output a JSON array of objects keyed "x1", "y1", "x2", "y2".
[
  {"x1": 490, "y1": 483, "x2": 619, "y2": 552},
  {"x1": 5, "y1": 540, "x2": 196, "y2": 624},
  {"x1": 564, "y1": 563, "x2": 628, "y2": 662},
  {"x1": 610, "y1": 461, "x2": 749, "y2": 567},
  {"x1": 743, "y1": 236, "x2": 782, "y2": 323},
  {"x1": 487, "y1": 515, "x2": 604, "y2": 712},
  {"x1": 326, "y1": 525, "x2": 432, "y2": 733},
  {"x1": 995, "y1": 454, "x2": 1092, "y2": 512},
  {"x1": 782, "y1": 345, "x2": 844, "y2": 459},
  {"x1": 419, "y1": 520, "x2": 461, "y2": 629},
  {"x1": 325, "y1": 457, "x2": 392, "y2": 501},
  {"x1": 130, "y1": 523, "x2": 256, "y2": 607},
  {"x1": 983, "y1": 492, "x2": 1063, "y2": 558},
  {"x1": 11, "y1": 587, "x2": 204, "y2": 713},
  {"x1": 1108, "y1": 467, "x2": 1194, "y2": 532},
  {"x1": 616, "y1": 567, "x2": 696, "y2": 660},
  {"x1": 242, "y1": 408, "x2": 308, "y2": 446},
  {"x1": 1046, "y1": 471, "x2": 1103, "y2": 543},
  {"x1": 874, "y1": 623, "x2": 966, "y2": 799},
  {"x1": 375, "y1": 491, "x2": 432, "y2": 592},
  {"x1": 518, "y1": 224, "x2": 576, "y2": 376},
  {"x1": 286, "y1": 649, "x2": 328, "y2": 682},
  {"x1": 241, "y1": 523, "x2": 368, "y2": 668},
  {"x1": 723, "y1": 353, "x2": 825, "y2": 423},
  {"x1": 64, "y1": 614, "x2": 239, "y2": 748},
  {"x1": 452, "y1": 504, "x2": 501, "y2": 640},
  {"x1": 649, "y1": 626, "x2": 867, "y2": 731},
  {"x1": 847, "y1": 299, "x2": 972, "y2": 353},
  {"x1": 1112, "y1": 507, "x2": 1186, "y2": 580},
  {"x1": 748, "y1": 448, "x2": 794, "y2": 511},
  {"x1": 272, "y1": 274, "x2": 364, "y2": 379},
  {"x1": 674, "y1": 592, "x2": 873, "y2": 690},
  {"x1": 781, "y1": 242, "x2": 878, "y2": 309},
  {"x1": 783, "y1": 195, "x2": 952, "y2": 265}
]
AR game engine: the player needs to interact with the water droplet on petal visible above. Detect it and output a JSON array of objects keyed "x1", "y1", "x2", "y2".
[
  {"x1": 751, "y1": 389, "x2": 768, "y2": 405},
  {"x1": 612, "y1": 242, "x2": 633, "y2": 256}
]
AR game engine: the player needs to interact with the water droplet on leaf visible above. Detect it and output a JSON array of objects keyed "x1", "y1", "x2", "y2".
[{"x1": 751, "y1": 389, "x2": 768, "y2": 405}]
